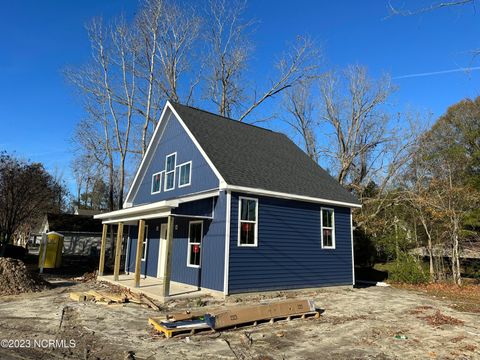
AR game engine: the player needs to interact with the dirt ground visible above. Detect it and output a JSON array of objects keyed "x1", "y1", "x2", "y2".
[{"x1": 0, "y1": 279, "x2": 479, "y2": 360}]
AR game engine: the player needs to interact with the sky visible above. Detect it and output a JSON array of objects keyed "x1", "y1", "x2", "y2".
[{"x1": 1, "y1": 0, "x2": 479, "y2": 193}]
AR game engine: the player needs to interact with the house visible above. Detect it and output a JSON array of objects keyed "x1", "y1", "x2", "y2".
[
  {"x1": 95, "y1": 101, "x2": 361, "y2": 296},
  {"x1": 32, "y1": 213, "x2": 104, "y2": 256}
]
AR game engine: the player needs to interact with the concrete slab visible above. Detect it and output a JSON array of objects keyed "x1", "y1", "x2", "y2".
[{"x1": 97, "y1": 274, "x2": 223, "y2": 302}]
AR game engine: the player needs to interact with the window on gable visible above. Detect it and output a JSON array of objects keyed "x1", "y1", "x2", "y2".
[
  {"x1": 178, "y1": 161, "x2": 192, "y2": 187},
  {"x1": 187, "y1": 221, "x2": 203, "y2": 267},
  {"x1": 321, "y1": 208, "x2": 335, "y2": 249},
  {"x1": 238, "y1": 197, "x2": 258, "y2": 246},
  {"x1": 151, "y1": 172, "x2": 162, "y2": 194},
  {"x1": 164, "y1": 153, "x2": 176, "y2": 191}
]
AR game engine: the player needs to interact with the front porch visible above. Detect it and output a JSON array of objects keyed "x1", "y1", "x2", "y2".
[
  {"x1": 93, "y1": 191, "x2": 222, "y2": 299},
  {"x1": 98, "y1": 274, "x2": 221, "y2": 302}
]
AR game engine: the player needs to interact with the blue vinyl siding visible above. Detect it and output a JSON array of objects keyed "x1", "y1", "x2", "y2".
[
  {"x1": 126, "y1": 194, "x2": 226, "y2": 292},
  {"x1": 172, "y1": 197, "x2": 215, "y2": 218},
  {"x1": 228, "y1": 193, "x2": 353, "y2": 293},
  {"x1": 171, "y1": 193, "x2": 226, "y2": 291},
  {"x1": 132, "y1": 113, "x2": 219, "y2": 205}
]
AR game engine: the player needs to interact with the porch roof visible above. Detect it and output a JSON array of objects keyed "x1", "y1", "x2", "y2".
[{"x1": 93, "y1": 189, "x2": 220, "y2": 224}]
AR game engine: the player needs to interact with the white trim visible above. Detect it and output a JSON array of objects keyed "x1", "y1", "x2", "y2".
[
  {"x1": 223, "y1": 185, "x2": 361, "y2": 209},
  {"x1": 124, "y1": 101, "x2": 227, "y2": 207},
  {"x1": 125, "y1": 235, "x2": 130, "y2": 274},
  {"x1": 151, "y1": 171, "x2": 163, "y2": 194},
  {"x1": 187, "y1": 220, "x2": 203, "y2": 268},
  {"x1": 350, "y1": 208, "x2": 356, "y2": 286},
  {"x1": 168, "y1": 102, "x2": 227, "y2": 187},
  {"x1": 157, "y1": 223, "x2": 168, "y2": 278},
  {"x1": 224, "y1": 191, "x2": 231, "y2": 295},
  {"x1": 178, "y1": 161, "x2": 192, "y2": 188},
  {"x1": 237, "y1": 196, "x2": 259, "y2": 247},
  {"x1": 141, "y1": 225, "x2": 149, "y2": 261},
  {"x1": 123, "y1": 105, "x2": 172, "y2": 207},
  {"x1": 320, "y1": 207, "x2": 336, "y2": 249},
  {"x1": 164, "y1": 152, "x2": 177, "y2": 192}
]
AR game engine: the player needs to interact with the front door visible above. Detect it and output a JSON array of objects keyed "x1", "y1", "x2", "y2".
[{"x1": 157, "y1": 223, "x2": 168, "y2": 278}]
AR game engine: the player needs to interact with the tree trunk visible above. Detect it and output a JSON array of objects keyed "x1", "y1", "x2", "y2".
[{"x1": 451, "y1": 219, "x2": 462, "y2": 285}]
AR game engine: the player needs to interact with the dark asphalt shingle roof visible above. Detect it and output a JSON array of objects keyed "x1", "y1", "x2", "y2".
[{"x1": 171, "y1": 103, "x2": 360, "y2": 206}]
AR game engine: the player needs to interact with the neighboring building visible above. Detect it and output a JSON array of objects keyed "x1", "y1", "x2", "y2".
[
  {"x1": 95, "y1": 101, "x2": 361, "y2": 295},
  {"x1": 35, "y1": 213, "x2": 104, "y2": 256}
]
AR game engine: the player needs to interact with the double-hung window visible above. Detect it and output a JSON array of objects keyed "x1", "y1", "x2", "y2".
[
  {"x1": 178, "y1": 161, "x2": 192, "y2": 187},
  {"x1": 187, "y1": 221, "x2": 203, "y2": 267},
  {"x1": 238, "y1": 197, "x2": 258, "y2": 246},
  {"x1": 151, "y1": 172, "x2": 162, "y2": 194},
  {"x1": 321, "y1": 208, "x2": 335, "y2": 249},
  {"x1": 164, "y1": 153, "x2": 176, "y2": 191}
]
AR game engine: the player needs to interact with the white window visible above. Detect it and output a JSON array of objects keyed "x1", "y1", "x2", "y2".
[
  {"x1": 238, "y1": 197, "x2": 258, "y2": 247},
  {"x1": 151, "y1": 172, "x2": 162, "y2": 194},
  {"x1": 187, "y1": 221, "x2": 203, "y2": 268},
  {"x1": 178, "y1": 161, "x2": 192, "y2": 188},
  {"x1": 321, "y1": 208, "x2": 335, "y2": 249},
  {"x1": 164, "y1": 153, "x2": 176, "y2": 191},
  {"x1": 141, "y1": 225, "x2": 149, "y2": 261}
]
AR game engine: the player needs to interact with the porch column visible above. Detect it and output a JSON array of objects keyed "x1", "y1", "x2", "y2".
[
  {"x1": 161, "y1": 215, "x2": 174, "y2": 298},
  {"x1": 113, "y1": 222, "x2": 124, "y2": 281},
  {"x1": 98, "y1": 224, "x2": 108, "y2": 276},
  {"x1": 134, "y1": 219, "x2": 146, "y2": 287}
]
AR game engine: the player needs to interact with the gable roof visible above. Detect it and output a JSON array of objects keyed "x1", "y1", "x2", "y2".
[{"x1": 170, "y1": 102, "x2": 360, "y2": 206}]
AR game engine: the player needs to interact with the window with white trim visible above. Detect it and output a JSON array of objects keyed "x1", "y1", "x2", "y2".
[
  {"x1": 187, "y1": 221, "x2": 203, "y2": 267},
  {"x1": 164, "y1": 153, "x2": 176, "y2": 191},
  {"x1": 321, "y1": 208, "x2": 335, "y2": 249},
  {"x1": 178, "y1": 161, "x2": 192, "y2": 187},
  {"x1": 141, "y1": 225, "x2": 149, "y2": 261},
  {"x1": 151, "y1": 172, "x2": 162, "y2": 194},
  {"x1": 238, "y1": 197, "x2": 258, "y2": 246}
]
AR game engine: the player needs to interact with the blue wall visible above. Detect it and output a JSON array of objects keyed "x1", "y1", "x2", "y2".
[
  {"x1": 228, "y1": 193, "x2": 353, "y2": 293},
  {"x1": 132, "y1": 113, "x2": 219, "y2": 205},
  {"x1": 126, "y1": 193, "x2": 227, "y2": 292}
]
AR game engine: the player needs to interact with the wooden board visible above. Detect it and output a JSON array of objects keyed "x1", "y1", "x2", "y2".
[
  {"x1": 149, "y1": 317, "x2": 212, "y2": 339},
  {"x1": 205, "y1": 299, "x2": 317, "y2": 329}
]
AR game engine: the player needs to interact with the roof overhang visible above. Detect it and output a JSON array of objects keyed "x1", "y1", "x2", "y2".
[
  {"x1": 123, "y1": 101, "x2": 226, "y2": 208},
  {"x1": 95, "y1": 189, "x2": 221, "y2": 224},
  {"x1": 94, "y1": 200, "x2": 178, "y2": 224},
  {"x1": 222, "y1": 185, "x2": 362, "y2": 208}
]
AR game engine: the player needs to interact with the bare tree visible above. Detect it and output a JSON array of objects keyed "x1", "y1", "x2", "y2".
[
  {"x1": 205, "y1": 0, "x2": 319, "y2": 121},
  {"x1": 387, "y1": 0, "x2": 475, "y2": 16},
  {"x1": 136, "y1": 0, "x2": 201, "y2": 154},
  {"x1": 282, "y1": 79, "x2": 319, "y2": 162}
]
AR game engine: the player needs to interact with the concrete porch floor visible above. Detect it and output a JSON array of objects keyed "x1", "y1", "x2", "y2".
[{"x1": 97, "y1": 274, "x2": 223, "y2": 303}]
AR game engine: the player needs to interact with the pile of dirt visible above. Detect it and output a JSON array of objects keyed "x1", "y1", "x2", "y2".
[{"x1": 0, "y1": 258, "x2": 52, "y2": 296}]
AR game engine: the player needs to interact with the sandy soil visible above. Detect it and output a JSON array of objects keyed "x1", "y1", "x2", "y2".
[{"x1": 0, "y1": 281, "x2": 479, "y2": 360}]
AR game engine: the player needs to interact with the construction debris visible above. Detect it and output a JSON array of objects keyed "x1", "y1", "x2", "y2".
[
  {"x1": 0, "y1": 258, "x2": 52, "y2": 296},
  {"x1": 149, "y1": 299, "x2": 320, "y2": 338},
  {"x1": 69, "y1": 289, "x2": 160, "y2": 310}
]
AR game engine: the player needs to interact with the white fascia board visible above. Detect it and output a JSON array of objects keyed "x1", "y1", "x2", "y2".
[
  {"x1": 123, "y1": 101, "x2": 227, "y2": 208},
  {"x1": 167, "y1": 101, "x2": 227, "y2": 188},
  {"x1": 223, "y1": 185, "x2": 362, "y2": 208},
  {"x1": 123, "y1": 104, "x2": 172, "y2": 208},
  {"x1": 101, "y1": 210, "x2": 172, "y2": 224},
  {"x1": 95, "y1": 199, "x2": 179, "y2": 220},
  {"x1": 175, "y1": 189, "x2": 220, "y2": 204}
]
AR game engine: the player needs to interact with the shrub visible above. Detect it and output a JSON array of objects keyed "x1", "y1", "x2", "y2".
[{"x1": 389, "y1": 253, "x2": 430, "y2": 284}]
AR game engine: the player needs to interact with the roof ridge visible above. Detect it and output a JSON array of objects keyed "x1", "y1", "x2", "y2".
[{"x1": 171, "y1": 102, "x2": 280, "y2": 135}]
